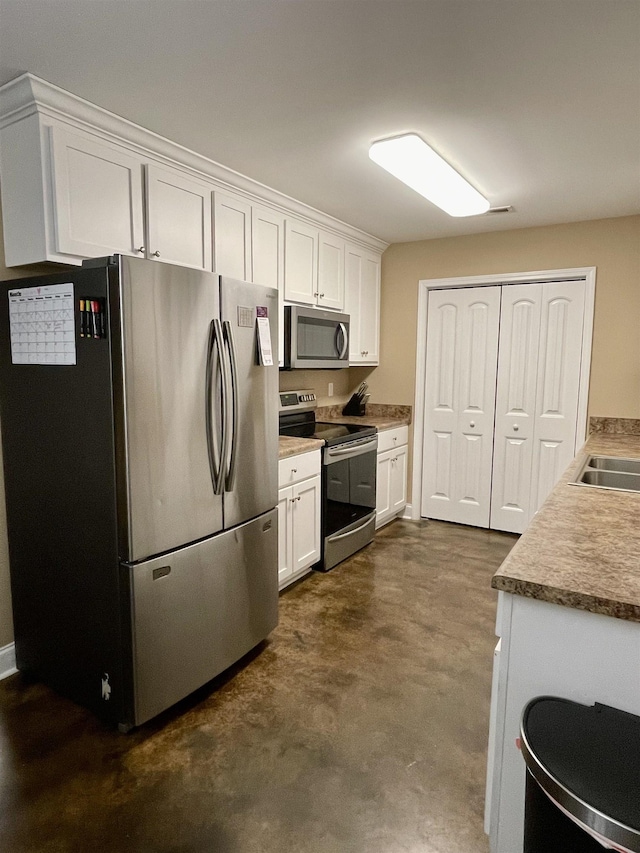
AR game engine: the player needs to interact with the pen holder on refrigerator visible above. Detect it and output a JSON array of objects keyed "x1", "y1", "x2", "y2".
[{"x1": 342, "y1": 394, "x2": 366, "y2": 416}]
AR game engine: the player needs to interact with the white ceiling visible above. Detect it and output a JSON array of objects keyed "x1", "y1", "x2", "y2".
[{"x1": 0, "y1": 1, "x2": 638, "y2": 244}]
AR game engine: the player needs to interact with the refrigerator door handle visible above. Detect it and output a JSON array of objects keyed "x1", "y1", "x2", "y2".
[
  {"x1": 205, "y1": 319, "x2": 226, "y2": 495},
  {"x1": 222, "y1": 319, "x2": 239, "y2": 492}
]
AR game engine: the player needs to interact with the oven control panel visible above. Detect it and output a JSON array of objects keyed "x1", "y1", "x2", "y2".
[{"x1": 279, "y1": 390, "x2": 317, "y2": 412}]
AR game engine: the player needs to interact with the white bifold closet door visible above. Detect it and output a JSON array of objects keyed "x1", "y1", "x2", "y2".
[
  {"x1": 422, "y1": 280, "x2": 586, "y2": 534},
  {"x1": 491, "y1": 282, "x2": 585, "y2": 532},
  {"x1": 489, "y1": 284, "x2": 542, "y2": 533},
  {"x1": 421, "y1": 286, "x2": 501, "y2": 526}
]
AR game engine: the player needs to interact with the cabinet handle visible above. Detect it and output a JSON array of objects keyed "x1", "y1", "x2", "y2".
[
  {"x1": 136, "y1": 246, "x2": 145, "y2": 254},
  {"x1": 290, "y1": 497, "x2": 296, "y2": 503},
  {"x1": 313, "y1": 292, "x2": 318, "y2": 297},
  {"x1": 513, "y1": 424, "x2": 519, "y2": 432},
  {"x1": 152, "y1": 250, "x2": 160, "y2": 258},
  {"x1": 320, "y1": 293, "x2": 325, "y2": 298},
  {"x1": 470, "y1": 421, "x2": 476, "y2": 428},
  {"x1": 291, "y1": 468, "x2": 297, "y2": 474}
]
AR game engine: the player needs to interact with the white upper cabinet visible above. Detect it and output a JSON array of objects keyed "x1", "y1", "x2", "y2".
[
  {"x1": 284, "y1": 218, "x2": 346, "y2": 311},
  {"x1": 317, "y1": 230, "x2": 344, "y2": 310},
  {"x1": 251, "y1": 205, "x2": 285, "y2": 365},
  {"x1": 0, "y1": 76, "x2": 387, "y2": 282},
  {"x1": 146, "y1": 164, "x2": 212, "y2": 270},
  {"x1": 50, "y1": 125, "x2": 145, "y2": 260},
  {"x1": 284, "y1": 218, "x2": 318, "y2": 305},
  {"x1": 345, "y1": 243, "x2": 380, "y2": 365},
  {"x1": 213, "y1": 190, "x2": 252, "y2": 279}
]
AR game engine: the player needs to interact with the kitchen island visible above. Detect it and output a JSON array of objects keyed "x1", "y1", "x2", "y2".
[{"x1": 486, "y1": 426, "x2": 640, "y2": 852}]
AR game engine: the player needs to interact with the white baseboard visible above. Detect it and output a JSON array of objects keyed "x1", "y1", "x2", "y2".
[
  {"x1": 0, "y1": 642, "x2": 17, "y2": 680},
  {"x1": 402, "y1": 503, "x2": 413, "y2": 520}
]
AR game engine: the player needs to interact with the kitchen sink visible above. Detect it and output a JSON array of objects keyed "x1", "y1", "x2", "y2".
[
  {"x1": 587, "y1": 455, "x2": 640, "y2": 475},
  {"x1": 571, "y1": 455, "x2": 640, "y2": 493}
]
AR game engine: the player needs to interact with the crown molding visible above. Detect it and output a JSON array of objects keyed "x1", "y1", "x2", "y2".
[{"x1": 0, "y1": 73, "x2": 388, "y2": 253}]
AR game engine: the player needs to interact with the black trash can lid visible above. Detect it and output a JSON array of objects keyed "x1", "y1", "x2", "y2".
[{"x1": 521, "y1": 697, "x2": 640, "y2": 852}]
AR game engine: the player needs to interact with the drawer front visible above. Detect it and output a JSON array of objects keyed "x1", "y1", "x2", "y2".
[
  {"x1": 278, "y1": 449, "x2": 321, "y2": 486},
  {"x1": 377, "y1": 425, "x2": 408, "y2": 454}
]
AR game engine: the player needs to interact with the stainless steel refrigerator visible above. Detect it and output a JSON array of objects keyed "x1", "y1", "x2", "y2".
[{"x1": 0, "y1": 255, "x2": 279, "y2": 730}]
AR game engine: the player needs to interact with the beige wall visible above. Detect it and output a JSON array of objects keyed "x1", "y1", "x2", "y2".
[
  {"x1": 369, "y1": 215, "x2": 640, "y2": 418},
  {"x1": 1, "y1": 212, "x2": 638, "y2": 649}
]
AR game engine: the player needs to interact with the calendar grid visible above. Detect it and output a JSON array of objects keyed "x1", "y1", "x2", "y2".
[{"x1": 8, "y1": 282, "x2": 76, "y2": 365}]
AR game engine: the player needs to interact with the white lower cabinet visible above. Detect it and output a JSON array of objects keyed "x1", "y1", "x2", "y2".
[
  {"x1": 376, "y1": 426, "x2": 409, "y2": 528},
  {"x1": 487, "y1": 592, "x2": 640, "y2": 853},
  {"x1": 278, "y1": 451, "x2": 321, "y2": 589}
]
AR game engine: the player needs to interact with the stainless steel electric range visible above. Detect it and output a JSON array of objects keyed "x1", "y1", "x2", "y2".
[{"x1": 279, "y1": 390, "x2": 378, "y2": 571}]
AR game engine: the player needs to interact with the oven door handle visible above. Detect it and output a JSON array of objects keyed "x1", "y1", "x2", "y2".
[
  {"x1": 325, "y1": 436, "x2": 378, "y2": 461},
  {"x1": 326, "y1": 512, "x2": 376, "y2": 542}
]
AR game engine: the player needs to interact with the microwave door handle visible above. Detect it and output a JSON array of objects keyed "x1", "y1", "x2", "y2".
[
  {"x1": 222, "y1": 320, "x2": 239, "y2": 492},
  {"x1": 336, "y1": 322, "x2": 348, "y2": 359},
  {"x1": 205, "y1": 319, "x2": 224, "y2": 495}
]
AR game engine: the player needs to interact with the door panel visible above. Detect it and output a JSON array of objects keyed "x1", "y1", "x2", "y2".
[
  {"x1": 213, "y1": 191, "x2": 252, "y2": 280},
  {"x1": 128, "y1": 509, "x2": 278, "y2": 726},
  {"x1": 292, "y1": 477, "x2": 321, "y2": 572},
  {"x1": 220, "y1": 277, "x2": 279, "y2": 529},
  {"x1": 422, "y1": 287, "x2": 500, "y2": 527},
  {"x1": 491, "y1": 285, "x2": 542, "y2": 533},
  {"x1": 120, "y1": 257, "x2": 222, "y2": 561},
  {"x1": 146, "y1": 164, "x2": 212, "y2": 270},
  {"x1": 50, "y1": 125, "x2": 144, "y2": 258},
  {"x1": 530, "y1": 282, "x2": 585, "y2": 515}
]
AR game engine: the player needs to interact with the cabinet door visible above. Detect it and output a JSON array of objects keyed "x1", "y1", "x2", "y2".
[
  {"x1": 529, "y1": 281, "x2": 585, "y2": 514},
  {"x1": 421, "y1": 286, "x2": 501, "y2": 527},
  {"x1": 49, "y1": 125, "x2": 145, "y2": 258},
  {"x1": 277, "y1": 486, "x2": 293, "y2": 586},
  {"x1": 317, "y1": 230, "x2": 344, "y2": 310},
  {"x1": 213, "y1": 191, "x2": 252, "y2": 279},
  {"x1": 346, "y1": 245, "x2": 381, "y2": 364},
  {"x1": 376, "y1": 449, "x2": 393, "y2": 528},
  {"x1": 252, "y1": 205, "x2": 285, "y2": 366},
  {"x1": 359, "y1": 251, "x2": 381, "y2": 363},
  {"x1": 490, "y1": 285, "x2": 542, "y2": 533},
  {"x1": 390, "y1": 445, "x2": 408, "y2": 515},
  {"x1": 146, "y1": 164, "x2": 212, "y2": 270},
  {"x1": 292, "y1": 475, "x2": 321, "y2": 572},
  {"x1": 284, "y1": 218, "x2": 318, "y2": 304}
]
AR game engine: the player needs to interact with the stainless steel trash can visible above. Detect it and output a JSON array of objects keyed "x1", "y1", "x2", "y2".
[{"x1": 520, "y1": 697, "x2": 640, "y2": 853}]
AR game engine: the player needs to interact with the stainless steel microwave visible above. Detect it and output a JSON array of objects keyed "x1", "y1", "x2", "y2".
[{"x1": 283, "y1": 305, "x2": 350, "y2": 370}]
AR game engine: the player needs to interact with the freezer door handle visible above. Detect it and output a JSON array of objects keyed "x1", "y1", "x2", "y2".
[
  {"x1": 222, "y1": 319, "x2": 239, "y2": 492},
  {"x1": 205, "y1": 318, "x2": 226, "y2": 495}
]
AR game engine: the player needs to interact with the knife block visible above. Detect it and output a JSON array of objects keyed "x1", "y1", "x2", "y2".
[{"x1": 342, "y1": 394, "x2": 366, "y2": 416}]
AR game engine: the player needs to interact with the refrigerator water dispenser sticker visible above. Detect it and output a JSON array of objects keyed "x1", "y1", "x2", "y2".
[{"x1": 8, "y1": 282, "x2": 76, "y2": 365}]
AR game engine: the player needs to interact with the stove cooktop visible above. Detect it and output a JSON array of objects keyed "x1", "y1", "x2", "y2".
[{"x1": 280, "y1": 420, "x2": 376, "y2": 447}]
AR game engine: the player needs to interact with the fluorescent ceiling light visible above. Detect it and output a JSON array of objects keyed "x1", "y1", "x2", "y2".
[{"x1": 369, "y1": 133, "x2": 490, "y2": 217}]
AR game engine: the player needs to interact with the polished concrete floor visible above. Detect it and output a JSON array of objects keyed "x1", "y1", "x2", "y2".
[{"x1": 0, "y1": 519, "x2": 516, "y2": 853}]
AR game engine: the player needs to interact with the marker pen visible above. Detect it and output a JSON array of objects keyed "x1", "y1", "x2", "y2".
[{"x1": 79, "y1": 299, "x2": 85, "y2": 337}]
